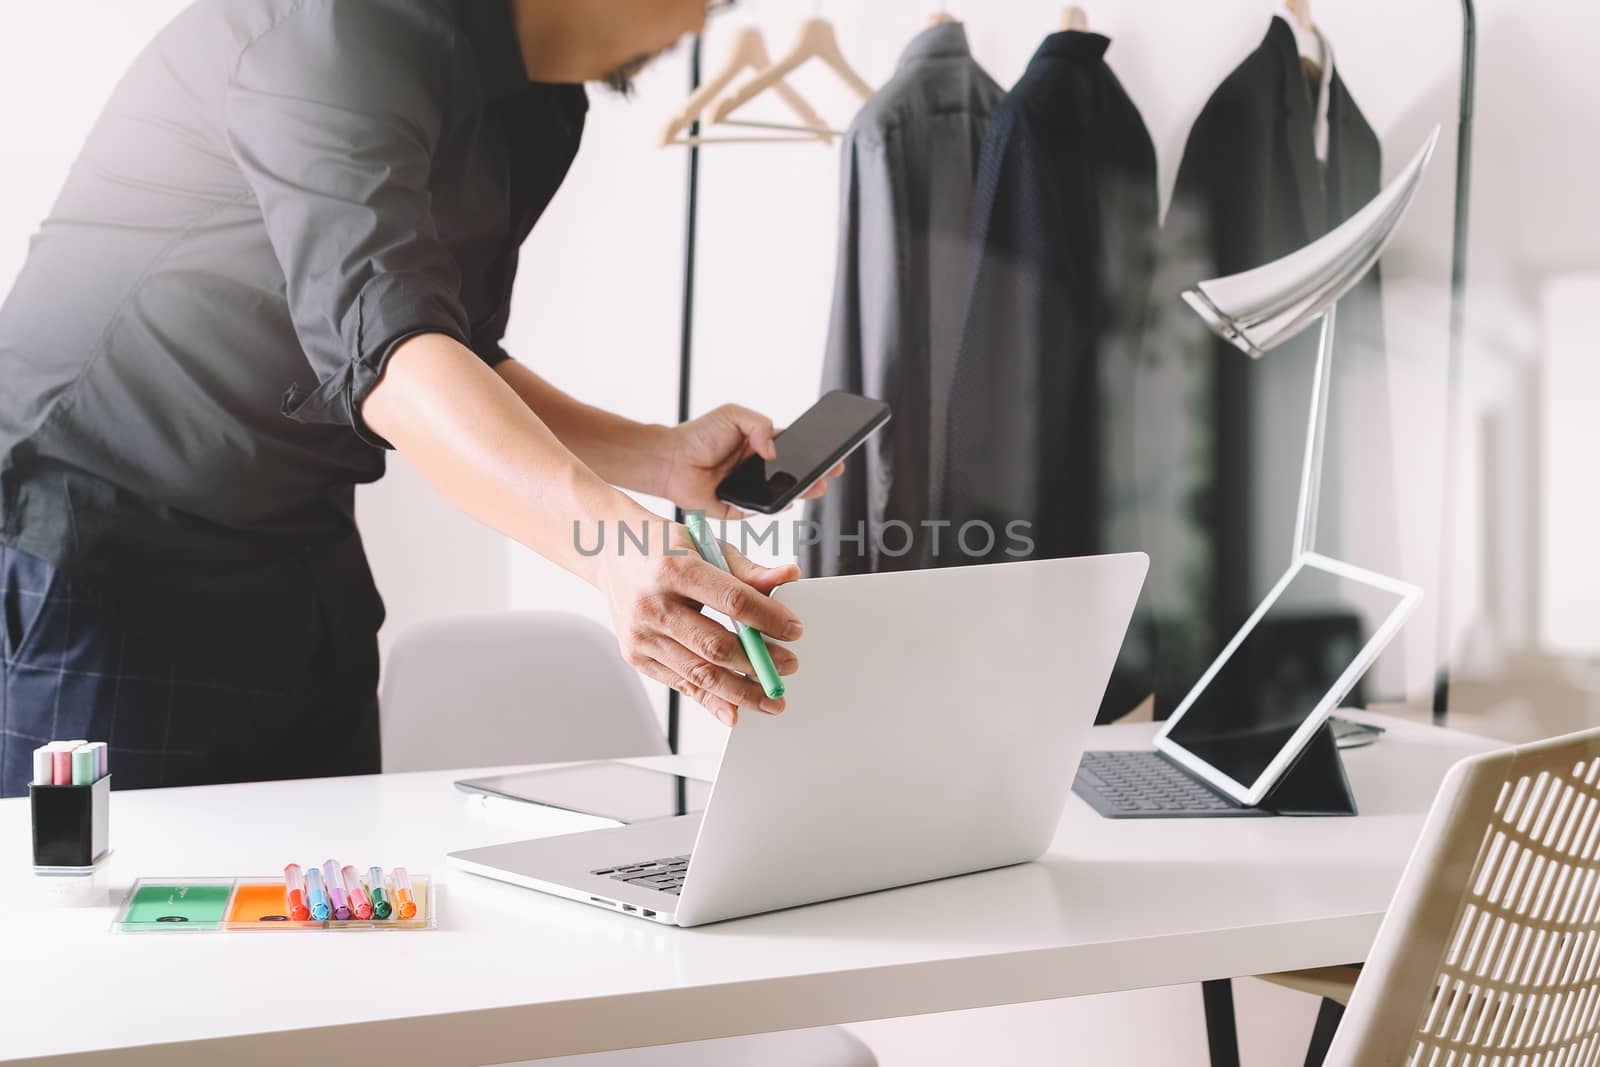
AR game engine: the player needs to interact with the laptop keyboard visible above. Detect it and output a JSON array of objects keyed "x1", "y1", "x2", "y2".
[
  {"x1": 1073, "y1": 750, "x2": 1268, "y2": 819},
  {"x1": 590, "y1": 855, "x2": 691, "y2": 895}
]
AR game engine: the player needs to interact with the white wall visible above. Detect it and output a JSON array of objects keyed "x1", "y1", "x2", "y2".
[
  {"x1": 1538, "y1": 273, "x2": 1600, "y2": 658},
  {"x1": 0, "y1": 6, "x2": 172, "y2": 285}
]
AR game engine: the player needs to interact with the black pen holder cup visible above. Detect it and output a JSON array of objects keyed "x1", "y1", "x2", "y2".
[{"x1": 30, "y1": 775, "x2": 111, "y2": 871}]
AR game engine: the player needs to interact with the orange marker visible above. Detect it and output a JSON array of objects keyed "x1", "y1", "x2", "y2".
[
  {"x1": 391, "y1": 867, "x2": 417, "y2": 920},
  {"x1": 283, "y1": 863, "x2": 311, "y2": 921}
]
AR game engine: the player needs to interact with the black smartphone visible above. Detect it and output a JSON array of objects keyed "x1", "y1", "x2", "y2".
[{"x1": 715, "y1": 390, "x2": 891, "y2": 515}]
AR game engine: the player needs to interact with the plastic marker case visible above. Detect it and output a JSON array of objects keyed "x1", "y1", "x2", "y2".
[{"x1": 111, "y1": 875, "x2": 436, "y2": 932}]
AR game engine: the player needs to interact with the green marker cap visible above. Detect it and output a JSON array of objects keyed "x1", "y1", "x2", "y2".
[{"x1": 367, "y1": 866, "x2": 392, "y2": 919}]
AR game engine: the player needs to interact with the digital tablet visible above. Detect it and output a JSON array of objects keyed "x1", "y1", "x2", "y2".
[
  {"x1": 455, "y1": 762, "x2": 712, "y2": 824},
  {"x1": 1155, "y1": 553, "x2": 1421, "y2": 807}
]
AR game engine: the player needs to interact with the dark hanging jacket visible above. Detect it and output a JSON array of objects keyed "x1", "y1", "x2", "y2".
[
  {"x1": 801, "y1": 22, "x2": 1004, "y2": 577},
  {"x1": 938, "y1": 31, "x2": 1159, "y2": 720},
  {"x1": 1136, "y1": 16, "x2": 1389, "y2": 716}
]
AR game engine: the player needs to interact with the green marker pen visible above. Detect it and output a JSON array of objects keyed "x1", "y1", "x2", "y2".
[
  {"x1": 367, "y1": 866, "x2": 392, "y2": 919},
  {"x1": 684, "y1": 512, "x2": 785, "y2": 700}
]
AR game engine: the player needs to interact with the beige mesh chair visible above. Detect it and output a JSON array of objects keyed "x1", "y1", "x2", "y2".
[
  {"x1": 380, "y1": 610, "x2": 876, "y2": 1067},
  {"x1": 1264, "y1": 727, "x2": 1600, "y2": 1066}
]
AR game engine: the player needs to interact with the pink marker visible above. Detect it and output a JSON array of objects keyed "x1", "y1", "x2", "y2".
[
  {"x1": 341, "y1": 865, "x2": 372, "y2": 920},
  {"x1": 51, "y1": 745, "x2": 74, "y2": 786}
]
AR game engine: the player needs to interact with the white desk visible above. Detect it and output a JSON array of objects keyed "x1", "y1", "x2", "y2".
[{"x1": 0, "y1": 713, "x2": 1493, "y2": 1066}]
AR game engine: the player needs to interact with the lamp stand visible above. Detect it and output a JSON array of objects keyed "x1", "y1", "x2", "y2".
[{"x1": 1292, "y1": 306, "x2": 1338, "y2": 557}]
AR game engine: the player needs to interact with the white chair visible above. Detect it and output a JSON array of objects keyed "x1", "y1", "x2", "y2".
[
  {"x1": 381, "y1": 611, "x2": 668, "y2": 771},
  {"x1": 380, "y1": 610, "x2": 876, "y2": 1067},
  {"x1": 1260, "y1": 726, "x2": 1600, "y2": 1066}
]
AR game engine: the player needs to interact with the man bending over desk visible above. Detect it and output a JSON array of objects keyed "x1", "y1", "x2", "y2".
[{"x1": 0, "y1": 0, "x2": 832, "y2": 794}]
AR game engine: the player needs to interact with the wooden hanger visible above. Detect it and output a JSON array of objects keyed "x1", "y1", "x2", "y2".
[
  {"x1": 1285, "y1": 0, "x2": 1324, "y2": 80},
  {"x1": 658, "y1": 27, "x2": 832, "y2": 148},
  {"x1": 1060, "y1": 5, "x2": 1089, "y2": 31},
  {"x1": 707, "y1": 17, "x2": 873, "y2": 132},
  {"x1": 1286, "y1": 0, "x2": 1314, "y2": 33},
  {"x1": 929, "y1": 2, "x2": 957, "y2": 26}
]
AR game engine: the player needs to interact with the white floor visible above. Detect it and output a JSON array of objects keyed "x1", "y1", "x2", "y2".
[{"x1": 844, "y1": 979, "x2": 1323, "y2": 1066}]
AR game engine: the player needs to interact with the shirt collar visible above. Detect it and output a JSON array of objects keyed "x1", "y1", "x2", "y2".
[
  {"x1": 460, "y1": 0, "x2": 532, "y2": 103},
  {"x1": 897, "y1": 20, "x2": 974, "y2": 67},
  {"x1": 1310, "y1": 27, "x2": 1336, "y2": 162},
  {"x1": 1266, "y1": 15, "x2": 1337, "y2": 161},
  {"x1": 1034, "y1": 30, "x2": 1112, "y2": 63}
]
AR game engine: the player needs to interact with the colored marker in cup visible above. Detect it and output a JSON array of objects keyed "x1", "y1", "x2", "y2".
[
  {"x1": 322, "y1": 860, "x2": 351, "y2": 920},
  {"x1": 71, "y1": 746, "x2": 96, "y2": 785},
  {"x1": 367, "y1": 867, "x2": 391, "y2": 919},
  {"x1": 305, "y1": 866, "x2": 331, "y2": 921},
  {"x1": 89, "y1": 740, "x2": 108, "y2": 778},
  {"x1": 341, "y1": 865, "x2": 372, "y2": 920},
  {"x1": 392, "y1": 867, "x2": 417, "y2": 920},
  {"x1": 283, "y1": 864, "x2": 311, "y2": 921},
  {"x1": 51, "y1": 745, "x2": 73, "y2": 786}
]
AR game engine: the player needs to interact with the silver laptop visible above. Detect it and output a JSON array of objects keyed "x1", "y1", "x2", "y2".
[{"x1": 449, "y1": 552, "x2": 1148, "y2": 927}]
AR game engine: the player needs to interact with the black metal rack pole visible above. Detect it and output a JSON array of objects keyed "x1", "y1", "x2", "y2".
[
  {"x1": 667, "y1": 35, "x2": 704, "y2": 757},
  {"x1": 1432, "y1": 0, "x2": 1476, "y2": 727}
]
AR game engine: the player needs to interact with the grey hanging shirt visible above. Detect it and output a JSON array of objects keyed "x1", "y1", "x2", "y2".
[
  {"x1": 0, "y1": 0, "x2": 585, "y2": 594},
  {"x1": 801, "y1": 22, "x2": 1004, "y2": 576}
]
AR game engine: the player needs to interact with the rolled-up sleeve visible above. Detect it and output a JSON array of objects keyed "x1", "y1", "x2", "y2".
[
  {"x1": 224, "y1": 2, "x2": 471, "y2": 447},
  {"x1": 469, "y1": 244, "x2": 519, "y2": 371}
]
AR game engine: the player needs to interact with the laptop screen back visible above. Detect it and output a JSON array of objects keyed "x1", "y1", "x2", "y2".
[{"x1": 1163, "y1": 561, "x2": 1408, "y2": 791}]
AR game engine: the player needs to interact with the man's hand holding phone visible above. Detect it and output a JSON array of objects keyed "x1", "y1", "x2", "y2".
[
  {"x1": 715, "y1": 391, "x2": 890, "y2": 515},
  {"x1": 662, "y1": 404, "x2": 844, "y2": 519}
]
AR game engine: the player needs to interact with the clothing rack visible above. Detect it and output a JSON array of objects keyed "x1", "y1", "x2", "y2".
[
  {"x1": 664, "y1": 7, "x2": 1476, "y2": 752},
  {"x1": 666, "y1": 35, "x2": 704, "y2": 755},
  {"x1": 1432, "y1": 0, "x2": 1475, "y2": 728}
]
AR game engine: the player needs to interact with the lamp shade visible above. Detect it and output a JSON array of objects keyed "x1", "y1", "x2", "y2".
[{"x1": 1182, "y1": 126, "x2": 1440, "y2": 357}]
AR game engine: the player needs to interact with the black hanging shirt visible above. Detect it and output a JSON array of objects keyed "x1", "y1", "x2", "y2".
[
  {"x1": 938, "y1": 31, "x2": 1160, "y2": 721},
  {"x1": 1137, "y1": 16, "x2": 1387, "y2": 715},
  {"x1": 940, "y1": 32, "x2": 1159, "y2": 565}
]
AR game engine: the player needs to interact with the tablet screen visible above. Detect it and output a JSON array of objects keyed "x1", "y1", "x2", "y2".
[
  {"x1": 1163, "y1": 561, "x2": 1408, "y2": 790},
  {"x1": 456, "y1": 764, "x2": 712, "y2": 824}
]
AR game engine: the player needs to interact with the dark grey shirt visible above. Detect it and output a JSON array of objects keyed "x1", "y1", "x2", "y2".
[
  {"x1": 801, "y1": 22, "x2": 1003, "y2": 577},
  {"x1": 0, "y1": 0, "x2": 585, "y2": 591}
]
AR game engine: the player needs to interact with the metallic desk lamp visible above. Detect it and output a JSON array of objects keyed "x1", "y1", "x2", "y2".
[{"x1": 1181, "y1": 126, "x2": 1439, "y2": 562}]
